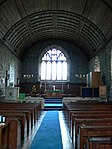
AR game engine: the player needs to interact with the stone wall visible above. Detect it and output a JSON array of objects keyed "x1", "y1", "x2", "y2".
[
  {"x1": 0, "y1": 43, "x2": 21, "y2": 87},
  {"x1": 21, "y1": 39, "x2": 88, "y2": 83},
  {"x1": 88, "y1": 40, "x2": 112, "y2": 99}
]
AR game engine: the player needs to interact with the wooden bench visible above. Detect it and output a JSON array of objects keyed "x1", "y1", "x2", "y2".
[
  {"x1": 0, "y1": 108, "x2": 32, "y2": 133},
  {"x1": 0, "y1": 122, "x2": 9, "y2": 149},
  {"x1": 70, "y1": 110, "x2": 112, "y2": 145},
  {"x1": 0, "y1": 102, "x2": 42, "y2": 149},
  {"x1": 0, "y1": 109, "x2": 31, "y2": 133},
  {"x1": 77, "y1": 125, "x2": 112, "y2": 149},
  {"x1": 69, "y1": 110, "x2": 112, "y2": 132},
  {"x1": 0, "y1": 112, "x2": 27, "y2": 142},
  {"x1": 63, "y1": 102, "x2": 112, "y2": 116},
  {"x1": 63, "y1": 101, "x2": 112, "y2": 131},
  {"x1": 6, "y1": 118, "x2": 21, "y2": 149},
  {"x1": 0, "y1": 102, "x2": 42, "y2": 128},
  {"x1": 70, "y1": 110, "x2": 112, "y2": 135},
  {"x1": 86, "y1": 137, "x2": 112, "y2": 149},
  {"x1": 62, "y1": 101, "x2": 112, "y2": 149},
  {"x1": 64, "y1": 109, "x2": 112, "y2": 136},
  {"x1": 73, "y1": 118, "x2": 112, "y2": 149},
  {"x1": 63, "y1": 101, "x2": 112, "y2": 124}
]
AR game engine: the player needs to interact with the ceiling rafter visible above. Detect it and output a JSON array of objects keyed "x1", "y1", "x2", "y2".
[{"x1": 0, "y1": 0, "x2": 111, "y2": 60}]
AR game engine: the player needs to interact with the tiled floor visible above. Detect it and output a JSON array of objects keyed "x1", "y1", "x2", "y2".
[{"x1": 21, "y1": 110, "x2": 73, "y2": 149}]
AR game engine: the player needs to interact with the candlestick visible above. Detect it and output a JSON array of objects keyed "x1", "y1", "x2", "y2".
[
  {"x1": 62, "y1": 83, "x2": 63, "y2": 90},
  {"x1": 68, "y1": 84, "x2": 69, "y2": 89},
  {"x1": 45, "y1": 83, "x2": 46, "y2": 90},
  {"x1": 40, "y1": 82, "x2": 42, "y2": 89}
]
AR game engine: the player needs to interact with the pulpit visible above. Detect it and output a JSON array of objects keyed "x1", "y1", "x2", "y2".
[
  {"x1": 5, "y1": 87, "x2": 20, "y2": 101},
  {"x1": 45, "y1": 90, "x2": 63, "y2": 98}
]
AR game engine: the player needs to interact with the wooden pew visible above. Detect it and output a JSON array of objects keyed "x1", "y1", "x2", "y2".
[
  {"x1": 0, "y1": 122, "x2": 9, "y2": 149},
  {"x1": 65, "y1": 110, "x2": 112, "y2": 137},
  {"x1": 63, "y1": 101, "x2": 112, "y2": 125},
  {"x1": 63, "y1": 102, "x2": 112, "y2": 115},
  {"x1": 73, "y1": 118, "x2": 112, "y2": 149},
  {"x1": 0, "y1": 102, "x2": 42, "y2": 128},
  {"x1": 8, "y1": 107, "x2": 34, "y2": 129},
  {"x1": 0, "y1": 102, "x2": 42, "y2": 149},
  {"x1": 6, "y1": 118, "x2": 21, "y2": 149},
  {"x1": 86, "y1": 137, "x2": 112, "y2": 149},
  {"x1": 70, "y1": 110, "x2": 112, "y2": 137},
  {"x1": 63, "y1": 101, "x2": 112, "y2": 106},
  {"x1": 63, "y1": 101, "x2": 112, "y2": 131},
  {"x1": 0, "y1": 109, "x2": 31, "y2": 135},
  {"x1": 77, "y1": 125, "x2": 112, "y2": 149},
  {"x1": 62, "y1": 101, "x2": 112, "y2": 149},
  {"x1": 71, "y1": 113, "x2": 112, "y2": 148},
  {"x1": 0, "y1": 112, "x2": 27, "y2": 142},
  {"x1": 69, "y1": 110, "x2": 112, "y2": 133},
  {"x1": 0, "y1": 102, "x2": 42, "y2": 129}
]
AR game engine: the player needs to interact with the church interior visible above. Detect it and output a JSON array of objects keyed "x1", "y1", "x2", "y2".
[{"x1": 0, "y1": 0, "x2": 112, "y2": 149}]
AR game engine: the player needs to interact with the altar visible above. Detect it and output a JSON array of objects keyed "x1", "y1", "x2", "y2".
[{"x1": 44, "y1": 90, "x2": 63, "y2": 98}]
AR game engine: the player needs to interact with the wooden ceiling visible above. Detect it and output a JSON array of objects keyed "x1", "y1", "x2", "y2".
[{"x1": 0, "y1": 0, "x2": 112, "y2": 60}]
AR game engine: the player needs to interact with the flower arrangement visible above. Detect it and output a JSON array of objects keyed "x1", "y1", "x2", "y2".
[{"x1": 32, "y1": 85, "x2": 37, "y2": 93}]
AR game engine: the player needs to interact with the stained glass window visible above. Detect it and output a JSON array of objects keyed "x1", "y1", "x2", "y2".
[{"x1": 41, "y1": 48, "x2": 67, "y2": 81}]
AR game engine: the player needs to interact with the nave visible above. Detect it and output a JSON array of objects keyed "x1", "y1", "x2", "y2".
[{"x1": 21, "y1": 110, "x2": 73, "y2": 149}]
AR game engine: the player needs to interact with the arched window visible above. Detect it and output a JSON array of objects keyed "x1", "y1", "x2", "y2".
[{"x1": 40, "y1": 48, "x2": 68, "y2": 81}]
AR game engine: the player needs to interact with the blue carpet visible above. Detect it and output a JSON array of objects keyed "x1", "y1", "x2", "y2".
[
  {"x1": 45, "y1": 103, "x2": 62, "y2": 107},
  {"x1": 29, "y1": 111, "x2": 63, "y2": 149}
]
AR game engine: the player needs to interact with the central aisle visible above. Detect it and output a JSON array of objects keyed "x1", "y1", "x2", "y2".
[
  {"x1": 29, "y1": 111, "x2": 63, "y2": 149},
  {"x1": 21, "y1": 111, "x2": 73, "y2": 149}
]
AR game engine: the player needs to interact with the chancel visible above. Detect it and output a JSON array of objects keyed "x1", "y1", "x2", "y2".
[{"x1": 0, "y1": 0, "x2": 112, "y2": 149}]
